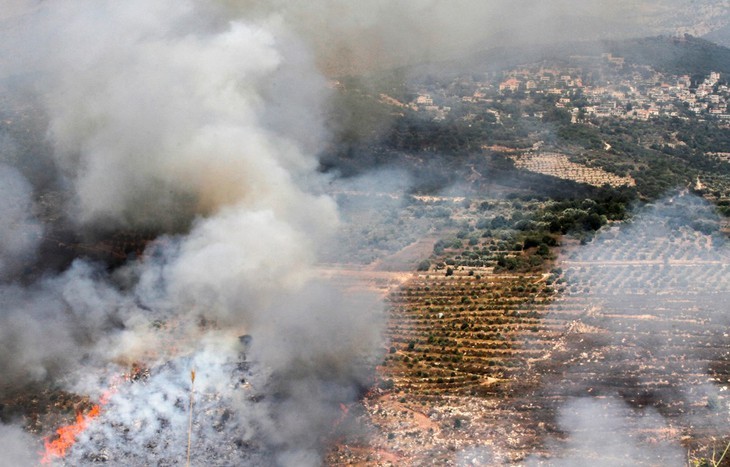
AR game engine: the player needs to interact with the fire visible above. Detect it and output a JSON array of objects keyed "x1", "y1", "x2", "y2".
[
  {"x1": 40, "y1": 388, "x2": 116, "y2": 464},
  {"x1": 331, "y1": 402, "x2": 351, "y2": 431},
  {"x1": 40, "y1": 404, "x2": 102, "y2": 464}
]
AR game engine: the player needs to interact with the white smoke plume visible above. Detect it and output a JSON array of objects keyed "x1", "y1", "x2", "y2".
[
  {"x1": 15, "y1": 0, "x2": 334, "y2": 231},
  {"x1": 0, "y1": 261, "x2": 132, "y2": 388},
  {"x1": 0, "y1": 1, "x2": 381, "y2": 465},
  {"x1": 527, "y1": 397, "x2": 685, "y2": 466},
  {"x1": 0, "y1": 423, "x2": 38, "y2": 466}
]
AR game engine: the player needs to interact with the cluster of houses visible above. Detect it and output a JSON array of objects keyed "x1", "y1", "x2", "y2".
[
  {"x1": 412, "y1": 93, "x2": 452, "y2": 121},
  {"x1": 409, "y1": 54, "x2": 729, "y2": 123}
]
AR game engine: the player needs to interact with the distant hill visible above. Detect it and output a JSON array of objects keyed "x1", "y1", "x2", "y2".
[
  {"x1": 395, "y1": 35, "x2": 730, "y2": 83},
  {"x1": 704, "y1": 23, "x2": 730, "y2": 48},
  {"x1": 603, "y1": 35, "x2": 730, "y2": 77}
]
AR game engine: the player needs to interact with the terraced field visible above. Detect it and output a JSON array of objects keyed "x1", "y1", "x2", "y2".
[
  {"x1": 511, "y1": 152, "x2": 636, "y2": 188},
  {"x1": 327, "y1": 195, "x2": 730, "y2": 466},
  {"x1": 329, "y1": 270, "x2": 561, "y2": 465},
  {"x1": 384, "y1": 272, "x2": 556, "y2": 397}
]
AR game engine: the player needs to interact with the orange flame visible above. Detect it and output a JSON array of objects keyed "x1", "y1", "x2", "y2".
[
  {"x1": 40, "y1": 388, "x2": 115, "y2": 464},
  {"x1": 331, "y1": 402, "x2": 351, "y2": 431},
  {"x1": 40, "y1": 405, "x2": 101, "y2": 464}
]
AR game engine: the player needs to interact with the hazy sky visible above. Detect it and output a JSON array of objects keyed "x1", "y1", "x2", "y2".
[{"x1": 2, "y1": 0, "x2": 729, "y2": 76}]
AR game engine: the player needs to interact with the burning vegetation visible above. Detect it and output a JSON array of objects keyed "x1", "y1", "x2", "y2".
[
  {"x1": 41, "y1": 396, "x2": 106, "y2": 464},
  {"x1": 0, "y1": 1, "x2": 385, "y2": 465}
]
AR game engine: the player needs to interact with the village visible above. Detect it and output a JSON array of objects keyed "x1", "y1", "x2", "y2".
[{"x1": 409, "y1": 53, "x2": 730, "y2": 124}]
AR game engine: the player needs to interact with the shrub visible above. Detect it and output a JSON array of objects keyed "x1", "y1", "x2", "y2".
[{"x1": 379, "y1": 379, "x2": 395, "y2": 390}]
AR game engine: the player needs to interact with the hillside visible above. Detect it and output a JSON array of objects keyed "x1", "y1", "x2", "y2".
[
  {"x1": 704, "y1": 23, "x2": 730, "y2": 48},
  {"x1": 388, "y1": 34, "x2": 730, "y2": 83},
  {"x1": 605, "y1": 34, "x2": 730, "y2": 77}
]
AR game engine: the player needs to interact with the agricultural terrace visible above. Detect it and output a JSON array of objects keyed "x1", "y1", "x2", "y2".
[
  {"x1": 511, "y1": 152, "x2": 636, "y2": 188},
  {"x1": 328, "y1": 195, "x2": 730, "y2": 466}
]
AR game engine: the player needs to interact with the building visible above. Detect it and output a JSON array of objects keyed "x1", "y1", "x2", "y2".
[{"x1": 498, "y1": 78, "x2": 521, "y2": 92}]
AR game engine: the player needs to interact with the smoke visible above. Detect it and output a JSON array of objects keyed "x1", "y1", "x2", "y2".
[
  {"x1": 3, "y1": 1, "x2": 716, "y2": 80},
  {"x1": 526, "y1": 397, "x2": 685, "y2": 466},
  {"x1": 208, "y1": 0, "x2": 697, "y2": 74},
  {"x1": 0, "y1": 0, "x2": 727, "y2": 465},
  {"x1": 0, "y1": 1, "x2": 383, "y2": 465},
  {"x1": 0, "y1": 164, "x2": 43, "y2": 278},
  {"x1": 532, "y1": 193, "x2": 730, "y2": 464},
  {"x1": 0, "y1": 262, "x2": 130, "y2": 388},
  {"x1": 8, "y1": 0, "x2": 334, "y2": 231},
  {"x1": 0, "y1": 423, "x2": 37, "y2": 466}
]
